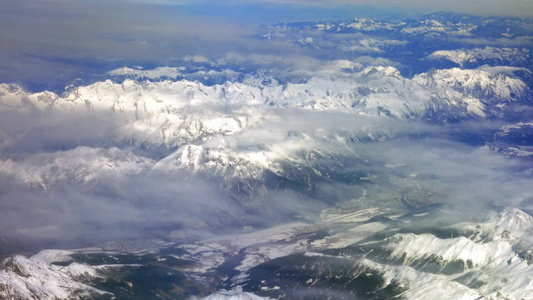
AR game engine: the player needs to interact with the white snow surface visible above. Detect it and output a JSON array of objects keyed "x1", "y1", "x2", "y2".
[
  {"x1": 355, "y1": 208, "x2": 533, "y2": 299},
  {"x1": 108, "y1": 66, "x2": 182, "y2": 80},
  {"x1": 360, "y1": 259, "x2": 483, "y2": 300},
  {"x1": 201, "y1": 290, "x2": 271, "y2": 300},
  {"x1": 383, "y1": 233, "x2": 512, "y2": 269},
  {"x1": 0, "y1": 253, "x2": 107, "y2": 299},
  {"x1": 0, "y1": 147, "x2": 155, "y2": 188},
  {"x1": 1, "y1": 63, "x2": 526, "y2": 123},
  {"x1": 427, "y1": 47, "x2": 531, "y2": 67}
]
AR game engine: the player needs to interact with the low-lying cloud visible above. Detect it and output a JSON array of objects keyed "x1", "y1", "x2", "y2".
[{"x1": 1, "y1": 93, "x2": 531, "y2": 254}]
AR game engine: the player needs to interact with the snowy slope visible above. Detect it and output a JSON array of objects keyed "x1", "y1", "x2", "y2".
[
  {"x1": 0, "y1": 147, "x2": 155, "y2": 188},
  {"x1": 0, "y1": 251, "x2": 107, "y2": 299},
  {"x1": 1, "y1": 208, "x2": 532, "y2": 299},
  {"x1": 241, "y1": 208, "x2": 533, "y2": 300},
  {"x1": 490, "y1": 121, "x2": 533, "y2": 159},
  {"x1": 201, "y1": 290, "x2": 272, "y2": 300},
  {"x1": 2, "y1": 63, "x2": 528, "y2": 124},
  {"x1": 357, "y1": 208, "x2": 533, "y2": 299},
  {"x1": 427, "y1": 47, "x2": 531, "y2": 68}
]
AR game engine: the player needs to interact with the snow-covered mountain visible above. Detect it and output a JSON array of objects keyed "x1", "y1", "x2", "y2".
[
  {"x1": 0, "y1": 62, "x2": 530, "y2": 203},
  {"x1": 0, "y1": 63, "x2": 529, "y2": 157},
  {"x1": 0, "y1": 147, "x2": 154, "y2": 189},
  {"x1": 1, "y1": 207, "x2": 532, "y2": 299},
  {"x1": 427, "y1": 47, "x2": 532, "y2": 68},
  {"x1": 490, "y1": 121, "x2": 533, "y2": 159},
  {"x1": 0, "y1": 251, "x2": 109, "y2": 300},
  {"x1": 241, "y1": 208, "x2": 533, "y2": 299},
  {"x1": 200, "y1": 290, "x2": 271, "y2": 300},
  {"x1": 1, "y1": 11, "x2": 533, "y2": 300}
]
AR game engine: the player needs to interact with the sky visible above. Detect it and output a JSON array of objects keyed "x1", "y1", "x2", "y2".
[{"x1": 130, "y1": 0, "x2": 533, "y2": 19}]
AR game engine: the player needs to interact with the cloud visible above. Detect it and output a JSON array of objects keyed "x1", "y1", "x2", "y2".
[
  {"x1": 0, "y1": 172, "x2": 245, "y2": 250},
  {"x1": 0, "y1": 84, "x2": 532, "y2": 254}
]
